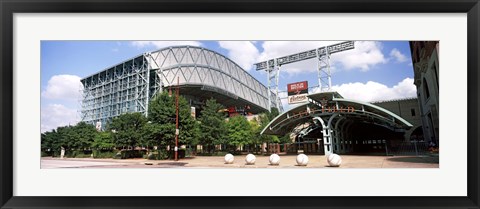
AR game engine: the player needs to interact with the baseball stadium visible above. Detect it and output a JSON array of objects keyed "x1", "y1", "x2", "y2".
[
  {"x1": 81, "y1": 45, "x2": 277, "y2": 130},
  {"x1": 80, "y1": 41, "x2": 438, "y2": 156}
]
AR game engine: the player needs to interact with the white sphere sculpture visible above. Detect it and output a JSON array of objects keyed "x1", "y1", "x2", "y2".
[
  {"x1": 327, "y1": 153, "x2": 342, "y2": 167},
  {"x1": 245, "y1": 154, "x2": 256, "y2": 165},
  {"x1": 296, "y1": 154, "x2": 309, "y2": 166},
  {"x1": 269, "y1": 154, "x2": 280, "y2": 165},
  {"x1": 224, "y1": 153, "x2": 234, "y2": 164}
]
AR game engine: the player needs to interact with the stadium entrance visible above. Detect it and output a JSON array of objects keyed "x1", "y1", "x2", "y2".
[{"x1": 261, "y1": 92, "x2": 413, "y2": 156}]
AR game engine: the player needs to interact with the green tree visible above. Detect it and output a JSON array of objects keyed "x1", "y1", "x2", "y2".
[
  {"x1": 41, "y1": 131, "x2": 54, "y2": 151},
  {"x1": 141, "y1": 121, "x2": 185, "y2": 149},
  {"x1": 279, "y1": 133, "x2": 293, "y2": 144},
  {"x1": 147, "y1": 91, "x2": 199, "y2": 149},
  {"x1": 41, "y1": 130, "x2": 62, "y2": 156},
  {"x1": 92, "y1": 131, "x2": 114, "y2": 149},
  {"x1": 71, "y1": 122, "x2": 97, "y2": 149},
  {"x1": 266, "y1": 107, "x2": 280, "y2": 121},
  {"x1": 41, "y1": 126, "x2": 73, "y2": 155},
  {"x1": 249, "y1": 118, "x2": 263, "y2": 153},
  {"x1": 226, "y1": 115, "x2": 253, "y2": 151},
  {"x1": 56, "y1": 125, "x2": 76, "y2": 150},
  {"x1": 110, "y1": 112, "x2": 147, "y2": 149},
  {"x1": 255, "y1": 108, "x2": 281, "y2": 144},
  {"x1": 147, "y1": 91, "x2": 176, "y2": 149},
  {"x1": 198, "y1": 99, "x2": 227, "y2": 153},
  {"x1": 41, "y1": 122, "x2": 96, "y2": 154}
]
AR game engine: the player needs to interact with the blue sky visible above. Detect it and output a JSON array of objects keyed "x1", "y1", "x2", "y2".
[{"x1": 41, "y1": 40, "x2": 416, "y2": 132}]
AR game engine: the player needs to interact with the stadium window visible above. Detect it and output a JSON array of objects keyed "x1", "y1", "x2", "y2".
[
  {"x1": 433, "y1": 63, "x2": 439, "y2": 89},
  {"x1": 411, "y1": 109, "x2": 416, "y2": 116},
  {"x1": 423, "y1": 78, "x2": 430, "y2": 100}
]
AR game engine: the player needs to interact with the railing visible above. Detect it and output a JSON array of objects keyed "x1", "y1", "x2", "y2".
[{"x1": 389, "y1": 141, "x2": 431, "y2": 156}]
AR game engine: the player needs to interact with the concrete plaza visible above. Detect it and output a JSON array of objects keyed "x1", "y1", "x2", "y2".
[{"x1": 41, "y1": 154, "x2": 439, "y2": 169}]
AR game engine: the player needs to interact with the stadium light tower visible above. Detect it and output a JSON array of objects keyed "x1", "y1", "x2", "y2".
[{"x1": 254, "y1": 41, "x2": 355, "y2": 112}]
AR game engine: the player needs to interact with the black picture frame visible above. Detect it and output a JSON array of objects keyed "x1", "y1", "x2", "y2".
[{"x1": 1, "y1": 0, "x2": 479, "y2": 208}]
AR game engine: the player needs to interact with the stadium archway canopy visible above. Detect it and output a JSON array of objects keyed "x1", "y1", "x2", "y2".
[{"x1": 260, "y1": 92, "x2": 413, "y2": 155}]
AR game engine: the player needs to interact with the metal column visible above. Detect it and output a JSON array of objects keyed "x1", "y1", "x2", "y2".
[{"x1": 318, "y1": 47, "x2": 332, "y2": 92}]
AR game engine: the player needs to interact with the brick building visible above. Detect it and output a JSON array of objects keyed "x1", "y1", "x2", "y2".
[{"x1": 409, "y1": 41, "x2": 439, "y2": 146}]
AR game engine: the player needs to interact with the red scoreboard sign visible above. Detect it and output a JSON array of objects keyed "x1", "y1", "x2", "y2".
[
  {"x1": 287, "y1": 81, "x2": 308, "y2": 95},
  {"x1": 287, "y1": 81, "x2": 309, "y2": 104}
]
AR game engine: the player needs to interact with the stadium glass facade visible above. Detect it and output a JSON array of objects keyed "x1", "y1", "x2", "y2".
[{"x1": 80, "y1": 46, "x2": 277, "y2": 129}]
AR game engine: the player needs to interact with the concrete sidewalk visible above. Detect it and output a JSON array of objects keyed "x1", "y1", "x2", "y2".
[{"x1": 41, "y1": 154, "x2": 439, "y2": 169}]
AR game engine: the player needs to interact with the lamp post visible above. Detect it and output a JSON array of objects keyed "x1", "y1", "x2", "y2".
[{"x1": 175, "y1": 76, "x2": 179, "y2": 161}]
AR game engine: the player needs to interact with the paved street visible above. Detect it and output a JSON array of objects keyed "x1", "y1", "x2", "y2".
[
  {"x1": 41, "y1": 159, "x2": 132, "y2": 169},
  {"x1": 41, "y1": 154, "x2": 439, "y2": 169}
]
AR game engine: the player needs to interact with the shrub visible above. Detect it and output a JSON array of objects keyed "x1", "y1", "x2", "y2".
[
  {"x1": 146, "y1": 150, "x2": 169, "y2": 160},
  {"x1": 51, "y1": 150, "x2": 60, "y2": 157},
  {"x1": 168, "y1": 149, "x2": 186, "y2": 159},
  {"x1": 196, "y1": 150, "x2": 237, "y2": 156},
  {"x1": 41, "y1": 151, "x2": 54, "y2": 157},
  {"x1": 113, "y1": 150, "x2": 147, "y2": 159},
  {"x1": 65, "y1": 150, "x2": 93, "y2": 158},
  {"x1": 113, "y1": 151, "x2": 122, "y2": 159},
  {"x1": 93, "y1": 149, "x2": 117, "y2": 158},
  {"x1": 185, "y1": 148, "x2": 195, "y2": 157}
]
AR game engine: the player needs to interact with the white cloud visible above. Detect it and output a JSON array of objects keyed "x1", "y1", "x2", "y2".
[
  {"x1": 41, "y1": 104, "x2": 80, "y2": 133},
  {"x1": 131, "y1": 41, "x2": 202, "y2": 49},
  {"x1": 331, "y1": 78, "x2": 417, "y2": 102},
  {"x1": 390, "y1": 48, "x2": 408, "y2": 63},
  {"x1": 42, "y1": 75, "x2": 82, "y2": 100},
  {"x1": 218, "y1": 41, "x2": 260, "y2": 71},
  {"x1": 332, "y1": 41, "x2": 387, "y2": 71}
]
